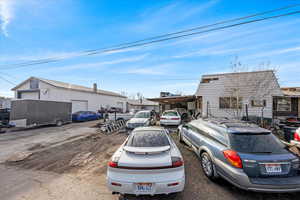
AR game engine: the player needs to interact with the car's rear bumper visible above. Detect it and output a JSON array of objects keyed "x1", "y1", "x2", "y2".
[
  {"x1": 215, "y1": 158, "x2": 300, "y2": 193},
  {"x1": 106, "y1": 167, "x2": 185, "y2": 195},
  {"x1": 107, "y1": 177, "x2": 184, "y2": 195},
  {"x1": 160, "y1": 120, "x2": 181, "y2": 126}
]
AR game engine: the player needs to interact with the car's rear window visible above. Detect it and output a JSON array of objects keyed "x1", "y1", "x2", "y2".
[
  {"x1": 127, "y1": 131, "x2": 170, "y2": 147},
  {"x1": 134, "y1": 112, "x2": 150, "y2": 118},
  {"x1": 163, "y1": 111, "x2": 178, "y2": 116},
  {"x1": 229, "y1": 133, "x2": 287, "y2": 154}
]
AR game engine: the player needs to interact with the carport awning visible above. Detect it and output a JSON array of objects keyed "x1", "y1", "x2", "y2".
[{"x1": 147, "y1": 95, "x2": 196, "y2": 104}]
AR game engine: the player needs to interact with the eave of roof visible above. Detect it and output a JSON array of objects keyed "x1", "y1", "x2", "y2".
[
  {"x1": 202, "y1": 70, "x2": 274, "y2": 78},
  {"x1": 147, "y1": 95, "x2": 196, "y2": 103},
  {"x1": 281, "y1": 87, "x2": 300, "y2": 97}
]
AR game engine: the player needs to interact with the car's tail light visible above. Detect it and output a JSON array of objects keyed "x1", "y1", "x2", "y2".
[
  {"x1": 108, "y1": 156, "x2": 120, "y2": 168},
  {"x1": 171, "y1": 157, "x2": 184, "y2": 168},
  {"x1": 108, "y1": 161, "x2": 118, "y2": 168},
  {"x1": 294, "y1": 131, "x2": 300, "y2": 141},
  {"x1": 160, "y1": 117, "x2": 166, "y2": 120},
  {"x1": 223, "y1": 150, "x2": 243, "y2": 169},
  {"x1": 111, "y1": 182, "x2": 122, "y2": 187},
  {"x1": 171, "y1": 117, "x2": 180, "y2": 120}
]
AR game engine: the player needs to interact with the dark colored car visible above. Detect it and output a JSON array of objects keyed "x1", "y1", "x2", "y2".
[
  {"x1": 72, "y1": 111, "x2": 102, "y2": 122},
  {"x1": 178, "y1": 118, "x2": 300, "y2": 193}
]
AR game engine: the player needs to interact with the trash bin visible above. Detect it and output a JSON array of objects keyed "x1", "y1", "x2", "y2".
[{"x1": 283, "y1": 126, "x2": 297, "y2": 142}]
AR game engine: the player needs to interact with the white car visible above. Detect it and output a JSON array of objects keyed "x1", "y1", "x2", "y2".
[
  {"x1": 106, "y1": 127, "x2": 185, "y2": 196},
  {"x1": 126, "y1": 110, "x2": 154, "y2": 130},
  {"x1": 160, "y1": 110, "x2": 181, "y2": 126}
]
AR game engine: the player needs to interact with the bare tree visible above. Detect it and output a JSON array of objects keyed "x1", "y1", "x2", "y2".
[
  {"x1": 136, "y1": 92, "x2": 144, "y2": 103},
  {"x1": 120, "y1": 91, "x2": 128, "y2": 97},
  {"x1": 221, "y1": 57, "x2": 279, "y2": 121}
]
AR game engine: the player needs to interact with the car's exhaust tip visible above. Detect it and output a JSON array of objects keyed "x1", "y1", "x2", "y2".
[{"x1": 112, "y1": 191, "x2": 120, "y2": 195}]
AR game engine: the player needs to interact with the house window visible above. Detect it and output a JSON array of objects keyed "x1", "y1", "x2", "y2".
[
  {"x1": 251, "y1": 99, "x2": 267, "y2": 107},
  {"x1": 219, "y1": 97, "x2": 243, "y2": 109},
  {"x1": 277, "y1": 97, "x2": 291, "y2": 112},
  {"x1": 30, "y1": 79, "x2": 39, "y2": 89}
]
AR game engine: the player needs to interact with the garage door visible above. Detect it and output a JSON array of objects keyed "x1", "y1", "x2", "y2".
[
  {"x1": 71, "y1": 100, "x2": 88, "y2": 113},
  {"x1": 21, "y1": 92, "x2": 39, "y2": 100}
]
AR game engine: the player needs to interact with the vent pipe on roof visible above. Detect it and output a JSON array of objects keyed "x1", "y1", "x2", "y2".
[{"x1": 93, "y1": 83, "x2": 97, "y2": 93}]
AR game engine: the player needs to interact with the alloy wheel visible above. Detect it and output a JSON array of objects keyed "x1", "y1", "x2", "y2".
[{"x1": 201, "y1": 153, "x2": 213, "y2": 176}]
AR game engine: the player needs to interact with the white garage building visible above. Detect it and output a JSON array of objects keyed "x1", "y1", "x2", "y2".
[{"x1": 12, "y1": 77, "x2": 127, "y2": 113}]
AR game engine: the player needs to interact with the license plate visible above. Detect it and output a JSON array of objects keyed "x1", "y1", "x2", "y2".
[
  {"x1": 265, "y1": 163, "x2": 282, "y2": 173},
  {"x1": 136, "y1": 183, "x2": 153, "y2": 193}
]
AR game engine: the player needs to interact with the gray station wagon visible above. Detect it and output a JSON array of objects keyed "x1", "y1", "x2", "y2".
[{"x1": 178, "y1": 118, "x2": 300, "y2": 193}]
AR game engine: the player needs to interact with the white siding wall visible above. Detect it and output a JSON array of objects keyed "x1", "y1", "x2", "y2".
[
  {"x1": 196, "y1": 72, "x2": 283, "y2": 119},
  {"x1": 14, "y1": 81, "x2": 127, "y2": 113}
]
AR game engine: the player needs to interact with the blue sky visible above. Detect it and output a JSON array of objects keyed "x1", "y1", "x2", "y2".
[{"x1": 0, "y1": 0, "x2": 299, "y2": 98}]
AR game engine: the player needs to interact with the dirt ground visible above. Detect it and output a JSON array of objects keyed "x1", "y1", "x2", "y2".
[
  {"x1": 6, "y1": 132, "x2": 126, "y2": 174},
  {"x1": 4, "y1": 127, "x2": 300, "y2": 200}
]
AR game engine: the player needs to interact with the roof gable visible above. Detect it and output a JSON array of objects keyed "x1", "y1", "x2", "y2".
[{"x1": 196, "y1": 70, "x2": 283, "y2": 97}]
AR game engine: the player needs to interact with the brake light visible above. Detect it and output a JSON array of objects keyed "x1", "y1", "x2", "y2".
[
  {"x1": 171, "y1": 157, "x2": 184, "y2": 168},
  {"x1": 111, "y1": 182, "x2": 122, "y2": 187},
  {"x1": 108, "y1": 161, "x2": 118, "y2": 168},
  {"x1": 223, "y1": 150, "x2": 243, "y2": 169},
  {"x1": 171, "y1": 118, "x2": 180, "y2": 120},
  {"x1": 160, "y1": 117, "x2": 166, "y2": 120},
  {"x1": 294, "y1": 131, "x2": 300, "y2": 141}
]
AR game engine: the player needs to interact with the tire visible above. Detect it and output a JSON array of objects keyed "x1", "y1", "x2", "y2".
[
  {"x1": 56, "y1": 120, "x2": 63, "y2": 127},
  {"x1": 200, "y1": 152, "x2": 218, "y2": 180},
  {"x1": 179, "y1": 132, "x2": 184, "y2": 144}
]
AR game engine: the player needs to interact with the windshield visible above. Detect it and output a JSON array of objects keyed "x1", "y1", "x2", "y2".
[
  {"x1": 127, "y1": 131, "x2": 170, "y2": 147},
  {"x1": 134, "y1": 112, "x2": 150, "y2": 118},
  {"x1": 163, "y1": 111, "x2": 178, "y2": 116},
  {"x1": 229, "y1": 133, "x2": 287, "y2": 154},
  {"x1": 74, "y1": 111, "x2": 84, "y2": 114}
]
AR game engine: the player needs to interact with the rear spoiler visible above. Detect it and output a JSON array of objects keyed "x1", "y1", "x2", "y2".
[{"x1": 123, "y1": 146, "x2": 170, "y2": 154}]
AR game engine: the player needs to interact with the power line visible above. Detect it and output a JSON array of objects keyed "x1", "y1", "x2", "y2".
[
  {"x1": 2, "y1": 8, "x2": 300, "y2": 69},
  {"x1": 3, "y1": 3, "x2": 300, "y2": 69},
  {"x1": 0, "y1": 75, "x2": 16, "y2": 85}
]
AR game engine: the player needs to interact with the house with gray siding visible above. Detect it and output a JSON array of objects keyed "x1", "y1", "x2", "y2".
[{"x1": 195, "y1": 70, "x2": 284, "y2": 120}]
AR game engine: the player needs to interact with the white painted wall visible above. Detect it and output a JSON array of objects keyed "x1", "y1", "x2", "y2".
[
  {"x1": 196, "y1": 71, "x2": 283, "y2": 119},
  {"x1": 20, "y1": 92, "x2": 39, "y2": 99},
  {"x1": 14, "y1": 80, "x2": 127, "y2": 113}
]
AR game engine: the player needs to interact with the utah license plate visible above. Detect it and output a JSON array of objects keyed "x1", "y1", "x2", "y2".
[
  {"x1": 136, "y1": 183, "x2": 153, "y2": 193},
  {"x1": 265, "y1": 163, "x2": 282, "y2": 173}
]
